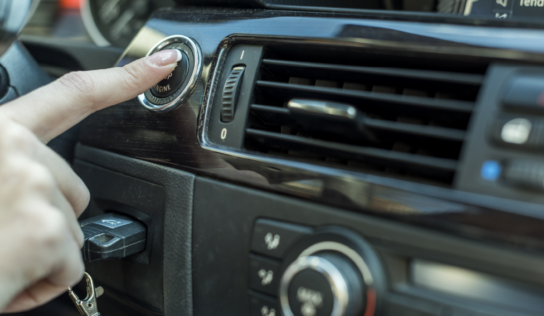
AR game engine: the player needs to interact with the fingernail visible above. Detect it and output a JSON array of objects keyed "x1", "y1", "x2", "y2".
[{"x1": 148, "y1": 49, "x2": 182, "y2": 67}]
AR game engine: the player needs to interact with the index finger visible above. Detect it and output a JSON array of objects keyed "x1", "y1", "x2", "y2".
[{"x1": 0, "y1": 49, "x2": 181, "y2": 143}]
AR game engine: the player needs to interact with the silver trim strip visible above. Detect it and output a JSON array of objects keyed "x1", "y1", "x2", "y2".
[
  {"x1": 299, "y1": 242, "x2": 374, "y2": 286},
  {"x1": 80, "y1": 0, "x2": 111, "y2": 47},
  {"x1": 24, "y1": 0, "x2": 41, "y2": 30},
  {"x1": 288, "y1": 99, "x2": 357, "y2": 120},
  {"x1": 138, "y1": 35, "x2": 203, "y2": 113}
]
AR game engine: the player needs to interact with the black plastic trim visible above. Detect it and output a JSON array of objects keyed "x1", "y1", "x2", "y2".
[{"x1": 246, "y1": 128, "x2": 458, "y2": 172}]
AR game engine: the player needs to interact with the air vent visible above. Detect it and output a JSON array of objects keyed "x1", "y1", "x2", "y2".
[{"x1": 244, "y1": 45, "x2": 487, "y2": 185}]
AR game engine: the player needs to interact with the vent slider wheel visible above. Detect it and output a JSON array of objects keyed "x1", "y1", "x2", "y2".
[{"x1": 221, "y1": 66, "x2": 246, "y2": 122}]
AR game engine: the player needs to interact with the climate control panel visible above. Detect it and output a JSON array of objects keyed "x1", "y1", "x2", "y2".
[{"x1": 248, "y1": 219, "x2": 385, "y2": 316}]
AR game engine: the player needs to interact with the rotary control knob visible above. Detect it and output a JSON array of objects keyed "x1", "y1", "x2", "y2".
[{"x1": 280, "y1": 252, "x2": 365, "y2": 316}]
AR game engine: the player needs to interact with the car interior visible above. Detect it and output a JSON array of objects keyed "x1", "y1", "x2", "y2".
[{"x1": 4, "y1": 0, "x2": 544, "y2": 315}]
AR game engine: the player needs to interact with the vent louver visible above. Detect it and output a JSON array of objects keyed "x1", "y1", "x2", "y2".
[{"x1": 244, "y1": 46, "x2": 487, "y2": 185}]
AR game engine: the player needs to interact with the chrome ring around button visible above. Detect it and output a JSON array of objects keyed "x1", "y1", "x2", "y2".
[
  {"x1": 280, "y1": 256, "x2": 349, "y2": 316},
  {"x1": 138, "y1": 35, "x2": 203, "y2": 113},
  {"x1": 298, "y1": 242, "x2": 374, "y2": 287}
]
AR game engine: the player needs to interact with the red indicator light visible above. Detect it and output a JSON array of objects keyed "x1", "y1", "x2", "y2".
[
  {"x1": 364, "y1": 288, "x2": 377, "y2": 316},
  {"x1": 538, "y1": 92, "x2": 544, "y2": 107},
  {"x1": 60, "y1": 0, "x2": 81, "y2": 9}
]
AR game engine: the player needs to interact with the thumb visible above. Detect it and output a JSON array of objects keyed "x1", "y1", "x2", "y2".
[{"x1": 0, "y1": 49, "x2": 182, "y2": 143}]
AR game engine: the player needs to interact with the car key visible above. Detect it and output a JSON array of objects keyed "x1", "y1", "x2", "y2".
[{"x1": 68, "y1": 272, "x2": 104, "y2": 316}]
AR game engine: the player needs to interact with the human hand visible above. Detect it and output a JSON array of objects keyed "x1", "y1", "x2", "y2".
[{"x1": 0, "y1": 49, "x2": 182, "y2": 313}]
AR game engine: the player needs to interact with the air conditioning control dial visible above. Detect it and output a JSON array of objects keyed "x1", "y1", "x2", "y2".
[{"x1": 280, "y1": 252, "x2": 365, "y2": 316}]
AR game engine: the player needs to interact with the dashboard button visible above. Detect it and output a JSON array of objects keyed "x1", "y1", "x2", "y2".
[
  {"x1": 503, "y1": 76, "x2": 544, "y2": 113},
  {"x1": 503, "y1": 159, "x2": 544, "y2": 192},
  {"x1": 138, "y1": 35, "x2": 203, "y2": 112},
  {"x1": 500, "y1": 118, "x2": 532, "y2": 144},
  {"x1": 151, "y1": 49, "x2": 189, "y2": 98},
  {"x1": 250, "y1": 292, "x2": 279, "y2": 316},
  {"x1": 490, "y1": 116, "x2": 544, "y2": 149},
  {"x1": 251, "y1": 219, "x2": 312, "y2": 259},
  {"x1": 250, "y1": 254, "x2": 281, "y2": 296}
]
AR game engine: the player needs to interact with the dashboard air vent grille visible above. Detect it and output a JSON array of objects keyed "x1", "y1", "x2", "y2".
[{"x1": 244, "y1": 46, "x2": 487, "y2": 185}]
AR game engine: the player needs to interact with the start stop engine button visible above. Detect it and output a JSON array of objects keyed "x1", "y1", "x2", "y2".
[
  {"x1": 138, "y1": 35, "x2": 202, "y2": 112},
  {"x1": 151, "y1": 49, "x2": 189, "y2": 98}
]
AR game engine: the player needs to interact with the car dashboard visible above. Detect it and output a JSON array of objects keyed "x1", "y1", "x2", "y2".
[{"x1": 8, "y1": 1, "x2": 544, "y2": 316}]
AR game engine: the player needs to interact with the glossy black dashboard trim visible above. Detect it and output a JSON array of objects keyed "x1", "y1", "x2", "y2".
[
  {"x1": 81, "y1": 7, "x2": 544, "y2": 254},
  {"x1": 262, "y1": 5, "x2": 544, "y2": 29},
  {"x1": 172, "y1": 5, "x2": 544, "y2": 29}
]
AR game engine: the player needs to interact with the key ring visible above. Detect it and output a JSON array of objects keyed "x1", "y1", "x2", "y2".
[{"x1": 68, "y1": 272, "x2": 103, "y2": 316}]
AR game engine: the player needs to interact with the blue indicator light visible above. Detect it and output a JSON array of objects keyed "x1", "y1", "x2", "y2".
[{"x1": 481, "y1": 160, "x2": 502, "y2": 181}]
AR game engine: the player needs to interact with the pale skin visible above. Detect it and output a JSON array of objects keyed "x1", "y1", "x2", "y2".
[{"x1": 0, "y1": 49, "x2": 181, "y2": 313}]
